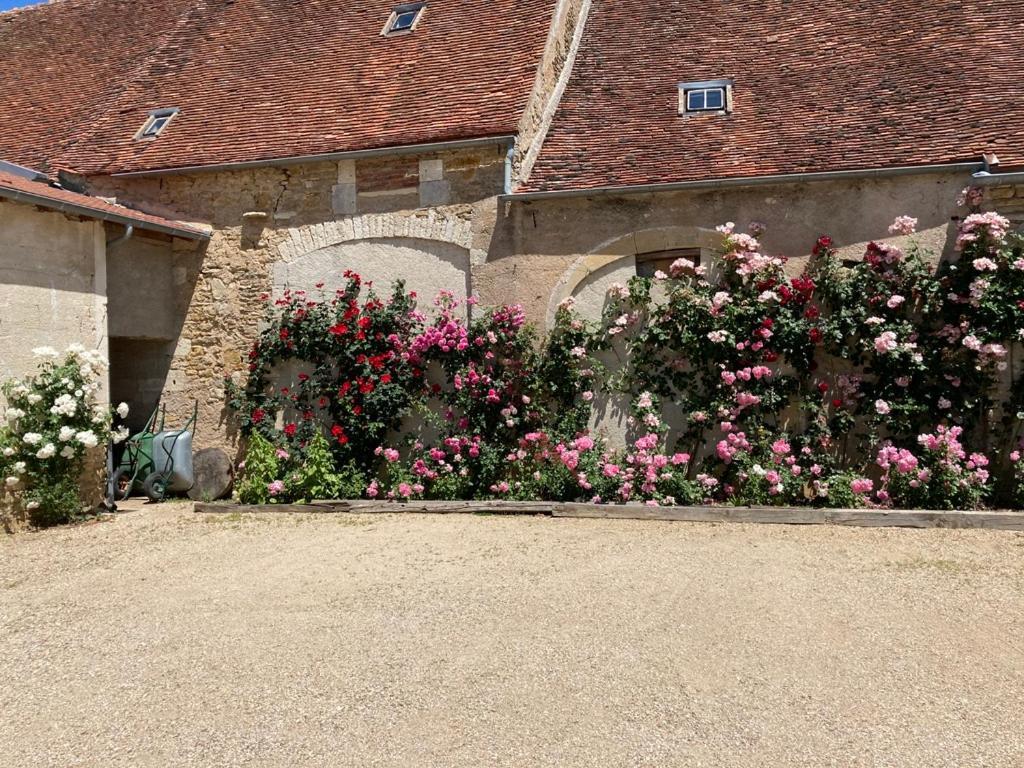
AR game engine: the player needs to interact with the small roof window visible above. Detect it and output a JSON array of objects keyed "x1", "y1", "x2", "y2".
[
  {"x1": 136, "y1": 108, "x2": 179, "y2": 139},
  {"x1": 382, "y1": 3, "x2": 425, "y2": 36},
  {"x1": 678, "y1": 79, "x2": 733, "y2": 116}
]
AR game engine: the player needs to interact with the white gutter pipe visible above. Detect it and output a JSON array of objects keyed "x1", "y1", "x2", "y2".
[{"x1": 501, "y1": 162, "x2": 985, "y2": 202}]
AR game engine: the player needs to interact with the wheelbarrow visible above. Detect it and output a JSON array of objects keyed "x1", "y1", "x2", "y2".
[{"x1": 111, "y1": 402, "x2": 197, "y2": 502}]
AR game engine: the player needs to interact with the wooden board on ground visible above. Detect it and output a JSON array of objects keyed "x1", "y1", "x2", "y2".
[
  {"x1": 557, "y1": 503, "x2": 1024, "y2": 530},
  {"x1": 193, "y1": 499, "x2": 1024, "y2": 530}
]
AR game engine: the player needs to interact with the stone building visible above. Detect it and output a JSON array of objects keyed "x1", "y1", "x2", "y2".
[{"x1": 1, "y1": 0, "x2": 1022, "y2": 450}]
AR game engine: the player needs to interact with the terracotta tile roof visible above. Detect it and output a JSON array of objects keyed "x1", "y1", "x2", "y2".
[
  {"x1": 0, "y1": 0, "x2": 556, "y2": 176},
  {"x1": 0, "y1": 0, "x2": 197, "y2": 173},
  {"x1": 523, "y1": 0, "x2": 1024, "y2": 192},
  {"x1": 0, "y1": 169, "x2": 210, "y2": 238}
]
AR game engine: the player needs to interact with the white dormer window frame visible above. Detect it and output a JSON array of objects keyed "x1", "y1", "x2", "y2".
[
  {"x1": 382, "y1": 3, "x2": 426, "y2": 36},
  {"x1": 678, "y1": 79, "x2": 734, "y2": 116},
  {"x1": 136, "y1": 107, "x2": 179, "y2": 140}
]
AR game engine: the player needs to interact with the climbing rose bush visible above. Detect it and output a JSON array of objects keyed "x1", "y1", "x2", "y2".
[
  {"x1": 0, "y1": 345, "x2": 127, "y2": 526},
  {"x1": 229, "y1": 197, "x2": 1022, "y2": 510}
]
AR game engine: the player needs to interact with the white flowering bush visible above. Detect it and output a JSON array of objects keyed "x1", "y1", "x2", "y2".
[{"x1": 0, "y1": 345, "x2": 127, "y2": 527}]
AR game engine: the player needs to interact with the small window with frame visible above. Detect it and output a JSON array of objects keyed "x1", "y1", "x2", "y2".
[
  {"x1": 678, "y1": 79, "x2": 733, "y2": 115},
  {"x1": 636, "y1": 248, "x2": 702, "y2": 278},
  {"x1": 382, "y1": 3, "x2": 426, "y2": 36},
  {"x1": 136, "y1": 108, "x2": 179, "y2": 139}
]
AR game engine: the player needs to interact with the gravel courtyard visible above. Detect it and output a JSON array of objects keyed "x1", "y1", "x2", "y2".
[{"x1": 2, "y1": 505, "x2": 1023, "y2": 768}]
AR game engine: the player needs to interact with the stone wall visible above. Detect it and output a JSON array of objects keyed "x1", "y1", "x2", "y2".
[
  {"x1": 86, "y1": 146, "x2": 508, "y2": 455},
  {"x1": 491, "y1": 171, "x2": 970, "y2": 323},
  {"x1": 85, "y1": 161, "x2": 1010, "y2": 457}
]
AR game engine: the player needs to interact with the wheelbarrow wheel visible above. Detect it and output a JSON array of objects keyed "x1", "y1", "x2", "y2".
[
  {"x1": 112, "y1": 468, "x2": 133, "y2": 501},
  {"x1": 142, "y1": 471, "x2": 168, "y2": 503}
]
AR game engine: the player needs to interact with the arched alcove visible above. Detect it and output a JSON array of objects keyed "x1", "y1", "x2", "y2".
[
  {"x1": 547, "y1": 225, "x2": 721, "y2": 324},
  {"x1": 273, "y1": 236, "x2": 472, "y2": 316}
]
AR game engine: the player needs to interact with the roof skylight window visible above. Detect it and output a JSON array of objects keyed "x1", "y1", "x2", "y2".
[
  {"x1": 382, "y1": 3, "x2": 425, "y2": 36},
  {"x1": 678, "y1": 79, "x2": 733, "y2": 116},
  {"x1": 136, "y1": 108, "x2": 179, "y2": 139}
]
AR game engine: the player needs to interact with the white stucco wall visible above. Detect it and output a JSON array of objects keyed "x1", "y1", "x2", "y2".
[{"x1": 0, "y1": 200, "x2": 107, "y2": 398}]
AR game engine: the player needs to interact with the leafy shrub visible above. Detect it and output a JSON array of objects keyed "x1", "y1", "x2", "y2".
[
  {"x1": 227, "y1": 199, "x2": 1023, "y2": 510},
  {"x1": 236, "y1": 432, "x2": 279, "y2": 504},
  {"x1": 0, "y1": 345, "x2": 123, "y2": 527}
]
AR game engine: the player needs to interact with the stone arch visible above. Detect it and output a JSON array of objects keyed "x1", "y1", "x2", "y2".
[
  {"x1": 277, "y1": 211, "x2": 475, "y2": 263},
  {"x1": 546, "y1": 225, "x2": 720, "y2": 325},
  {"x1": 273, "y1": 236, "x2": 472, "y2": 316}
]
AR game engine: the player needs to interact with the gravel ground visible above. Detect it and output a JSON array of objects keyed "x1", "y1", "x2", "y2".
[{"x1": 2, "y1": 504, "x2": 1023, "y2": 768}]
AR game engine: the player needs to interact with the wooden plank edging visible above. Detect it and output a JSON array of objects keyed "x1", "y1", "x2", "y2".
[{"x1": 193, "y1": 500, "x2": 1024, "y2": 530}]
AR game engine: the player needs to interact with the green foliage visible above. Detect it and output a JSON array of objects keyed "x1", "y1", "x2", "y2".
[
  {"x1": 1, "y1": 346, "x2": 115, "y2": 527},
  {"x1": 236, "y1": 432, "x2": 279, "y2": 504},
  {"x1": 292, "y1": 434, "x2": 348, "y2": 505}
]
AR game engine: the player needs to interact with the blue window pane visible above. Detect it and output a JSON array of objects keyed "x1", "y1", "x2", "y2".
[
  {"x1": 392, "y1": 10, "x2": 417, "y2": 30},
  {"x1": 143, "y1": 116, "x2": 169, "y2": 136},
  {"x1": 686, "y1": 90, "x2": 705, "y2": 111},
  {"x1": 705, "y1": 88, "x2": 724, "y2": 109}
]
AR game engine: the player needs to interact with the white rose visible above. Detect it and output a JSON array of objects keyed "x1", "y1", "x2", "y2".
[
  {"x1": 116, "y1": 402, "x2": 130, "y2": 419},
  {"x1": 13, "y1": 462, "x2": 26, "y2": 475},
  {"x1": 75, "y1": 430, "x2": 99, "y2": 449},
  {"x1": 22, "y1": 432, "x2": 42, "y2": 446},
  {"x1": 58, "y1": 426, "x2": 76, "y2": 442},
  {"x1": 2, "y1": 447, "x2": 14, "y2": 457},
  {"x1": 50, "y1": 394, "x2": 76, "y2": 417},
  {"x1": 26, "y1": 393, "x2": 42, "y2": 405},
  {"x1": 60, "y1": 446, "x2": 76, "y2": 459},
  {"x1": 4, "y1": 477, "x2": 18, "y2": 488},
  {"x1": 36, "y1": 443, "x2": 56, "y2": 459},
  {"x1": 25, "y1": 501, "x2": 39, "y2": 510},
  {"x1": 112, "y1": 426, "x2": 130, "y2": 444},
  {"x1": 5, "y1": 408, "x2": 25, "y2": 423}
]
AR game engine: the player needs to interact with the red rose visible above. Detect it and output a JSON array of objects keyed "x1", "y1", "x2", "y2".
[
  {"x1": 358, "y1": 316, "x2": 372, "y2": 329},
  {"x1": 353, "y1": 405, "x2": 362, "y2": 416},
  {"x1": 251, "y1": 408, "x2": 265, "y2": 423},
  {"x1": 284, "y1": 423, "x2": 297, "y2": 437},
  {"x1": 380, "y1": 373, "x2": 392, "y2": 384},
  {"x1": 359, "y1": 380, "x2": 375, "y2": 394},
  {"x1": 832, "y1": 398, "x2": 843, "y2": 408},
  {"x1": 808, "y1": 327, "x2": 823, "y2": 344},
  {"x1": 761, "y1": 318, "x2": 774, "y2": 329},
  {"x1": 817, "y1": 382, "x2": 829, "y2": 394},
  {"x1": 329, "y1": 323, "x2": 348, "y2": 336},
  {"x1": 804, "y1": 305, "x2": 820, "y2": 320},
  {"x1": 279, "y1": 328, "x2": 289, "y2": 340}
]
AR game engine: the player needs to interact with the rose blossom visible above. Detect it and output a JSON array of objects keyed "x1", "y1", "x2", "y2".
[{"x1": 888, "y1": 216, "x2": 918, "y2": 236}]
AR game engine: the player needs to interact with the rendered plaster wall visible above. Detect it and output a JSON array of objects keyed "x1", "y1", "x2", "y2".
[
  {"x1": 487, "y1": 171, "x2": 974, "y2": 324},
  {"x1": 0, "y1": 201, "x2": 108, "y2": 529},
  {"x1": 0, "y1": 200, "x2": 106, "y2": 392}
]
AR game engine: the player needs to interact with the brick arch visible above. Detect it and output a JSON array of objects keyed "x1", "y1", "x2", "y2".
[{"x1": 546, "y1": 225, "x2": 720, "y2": 326}]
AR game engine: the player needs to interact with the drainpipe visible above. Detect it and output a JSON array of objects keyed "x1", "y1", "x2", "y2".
[{"x1": 504, "y1": 142, "x2": 516, "y2": 195}]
